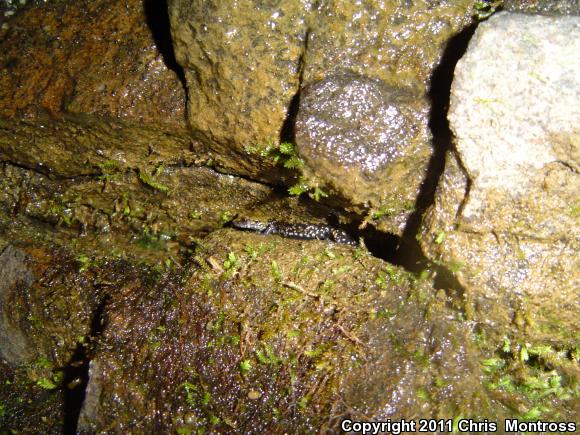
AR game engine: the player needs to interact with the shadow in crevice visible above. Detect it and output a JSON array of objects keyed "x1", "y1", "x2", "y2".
[
  {"x1": 279, "y1": 28, "x2": 310, "y2": 145},
  {"x1": 62, "y1": 296, "x2": 108, "y2": 435},
  {"x1": 143, "y1": 0, "x2": 186, "y2": 88},
  {"x1": 394, "y1": 23, "x2": 478, "y2": 285},
  {"x1": 359, "y1": 227, "x2": 400, "y2": 264},
  {"x1": 280, "y1": 91, "x2": 301, "y2": 144}
]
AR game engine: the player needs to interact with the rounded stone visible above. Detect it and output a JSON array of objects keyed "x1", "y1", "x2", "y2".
[{"x1": 295, "y1": 71, "x2": 430, "y2": 215}]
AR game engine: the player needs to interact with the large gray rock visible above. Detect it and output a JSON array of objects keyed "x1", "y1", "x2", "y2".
[
  {"x1": 420, "y1": 12, "x2": 580, "y2": 342},
  {"x1": 503, "y1": 0, "x2": 580, "y2": 15}
]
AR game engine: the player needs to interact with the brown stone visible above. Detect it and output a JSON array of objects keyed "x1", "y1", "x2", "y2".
[{"x1": 0, "y1": 0, "x2": 186, "y2": 130}]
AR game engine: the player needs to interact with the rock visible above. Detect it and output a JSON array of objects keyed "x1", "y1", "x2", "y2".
[
  {"x1": 169, "y1": 0, "x2": 311, "y2": 178},
  {"x1": 303, "y1": 0, "x2": 474, "y2": 93},
  {"x1": 168, "y1": 0, "x2": 474, "y2": 188},
  {"x1": 503, "y1": 0, "x2": 580, "y2": 15},
  {"x1": 0, "y1": 245, "x2": 35, "y2": 365},
  {"x1": 77, "y1": 229, "x2": 492, "y2": 431},
  {"x1": 420, "y1": 12, "x2": 580, "y2": 342},
  {"x1": 0, "y1": 154, "x2": 339, "y2": 268},
  {"x1": 0, "y1": 243, "x2": 97, "y2": 367},
  {"x1": 0, "y1": 114, "x2": 192, "y2": 178},
  {"x1": 0, "y1": 0, "x2": 186, "y2": 130},
  {"x1": 295, "y1": 71, "x2": 431, "y2": 233}
]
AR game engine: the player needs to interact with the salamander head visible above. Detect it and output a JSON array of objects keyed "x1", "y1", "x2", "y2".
[{"x1": 230, "y1": 218, "x2": 270, "y2": 233}]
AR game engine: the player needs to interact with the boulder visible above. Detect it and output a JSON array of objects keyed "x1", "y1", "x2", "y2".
[
  {"x1": 0, "y1": 244, "x2": 97, "y2": 367},
  {"x1": 0, "y1": 245, "x2": 36, "y2": 365},
  {"x1": 503, "y1": 0, "x2": 580, "y2": 15},
  {"x1": 78, "y1": 229, "x2": 489, "y2": 431},
  {"x1": 295, "y1": 71, "x2": 430, "y2": 233},
  {"x1": 168, "y1": 0, "x2": 474, "y2": 216},
  {"x1": 0, "y1": 0, "x2": 186, "y2": 130},
  {"x1": 420, "y1": 12, "x2": 580, "y2": 342},
  {"x1": 302, "y1": 0, "x2": 474, "y2": 92},
  {"x1": 169, "y1": 0, "x2": 311, "y2": 178}
]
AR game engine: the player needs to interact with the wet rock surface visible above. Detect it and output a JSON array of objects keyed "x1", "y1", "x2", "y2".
[
  {"x1": 0, "y1": 1, "x2": 579, "y2": 432},
  {"x1": 503, "y1": 0, "x2": 580, "y2": 15},
  {"x1": 77, "y1": 229, "x2": 492, "y2": 431},
  {"x1": 0, "y1": 244, "x2": 98, "y2": 368},
  {"x1": 0, "y1": 0, "x2": 186, "y2": 130},
  {"x1": 420, "y1": 12, "x2": 580, "y2": 342},
  {"x1": 0, "y1": 245, "x2": 35, "y2": 365},
  {"x1": 0, "y1": 114, "x2": 192, "y2": 178},
  {"x1": 302, "y1": 0, "x2": 474, "y2": 92},
  {"x1": 0, "y1": 152, "x2": 338, "y2": 267},
  {"x1": 169, "y1": 0, "x2": 311, "y2": 179},
  {"x1": 295, "y1": 71, "x2": 431, "y2": 233},
  {"x1": 167, "y1": 0, "x2": 473, "y2": 188}
]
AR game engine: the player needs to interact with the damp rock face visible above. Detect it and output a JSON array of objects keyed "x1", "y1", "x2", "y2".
[
  {"x1": 0, "y1": 0, "x2": 186, "y2": 130},
  {"x1": 0, "y1": 246, "x2": 35, "y2": 365},
  {"x1": 295, "y1": 71, "x2": 431, "y2": 232},
  {"x1": 168, "y1": 0, "x2": 311, "y2": 177},
  {"x1": 420, "y1": 12, "x2": 580, "y2": 342},
  {"x1": 0, "y1": 114, "x2": 192, "y2": 178},
  {"x1": 168, "y1": 0, "x2": 473, "y2": 185},
  {"x1": 302, "y1": 0, "x2": 474, "y2": 92},
  {"x1": 0, "y1": 244, "x2": 97, "y2": 368},
  {"x1": 77, "y1": 229, "x2": 493, "y2": 432}
]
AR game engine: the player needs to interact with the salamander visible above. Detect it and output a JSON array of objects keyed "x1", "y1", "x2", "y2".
[{"x1": 231, "y1": 218, "x2": 358, "y2": 246}]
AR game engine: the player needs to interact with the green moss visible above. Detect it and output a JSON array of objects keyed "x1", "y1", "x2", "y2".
[
  {"x1": 473, "y1": 0, "x2": 503, "y2": 20},
  {"x1": 36, "y1": 371, "x2": 63, "y2": 390},
  {"x1": 97, "y1": 159, "x2": 125, "y2": 184},
  {"x1": 33, "y1": 357, "x2": 52, "y2": 370},
  {"x1": 311, "y1": 186, "x2": 328, "y2": 201},
  {"x1": 250, "y1": 141, "x2": 335, "y2": 202},
  {"x1": 36, "y1": 378, "x2": 57, "y2": 389},
  {"x1": 256, "y1": 141, "x2": 304, "y2": 170},
  {"x1": 243, "y1": 243, "x2": 270, "y2": 260},
  {"x1": 218, "y1": 211, "x2": 234, "y2": 226},
  {"x1": 568, "y1": 204, "x2": 580, "y2": 218},
  {"x1": 223, "y1": 252, "x2": 240, "y2": 277},
  {"x1": 256, "y1": 345, "x2": 281, "y2": 366},
  {"x1": 47, "y1": 199, "x2": 74, "y2": 227},
  {"x1": 375, "y1": 265, "x2": 411, "y2": 288},
  {"x1": 77, "y1": 254, "x2": 93, "y2": 272},
  {"x1": 370, "y1": 197, "x2": 415, "y2": 220},
  {"x1": 288, "y1": 177, "x2": 309, "y2": 197},
  {"x1": 434, "y1": 231, "x2": 446, "y2": 245},
  {"x1": 137, "y1": 228, "x2": 172, "y2": 251},
  {"x1": 188, "y1": 210, "x2": 203, "y2": 219},
  {"x1": 138, "y1": 166, "x2": 169, "y2": 193},
  {"x1": 239, "y1": 359, "x2": 252, "y2": 374},
  {"x1": 270, "y1": 260, "x2": 283, "y2": 282},
  {"x1": 481, "y1": 339, "x2": 578, "y2": 420},
  {"x1": 182, "y1": 382, "x2": 200, "y2": 407}
]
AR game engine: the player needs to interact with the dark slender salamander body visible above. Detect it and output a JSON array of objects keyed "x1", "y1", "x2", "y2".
[{"x1": 231, "y1": 219, "x2": 358, "y2": 246}]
